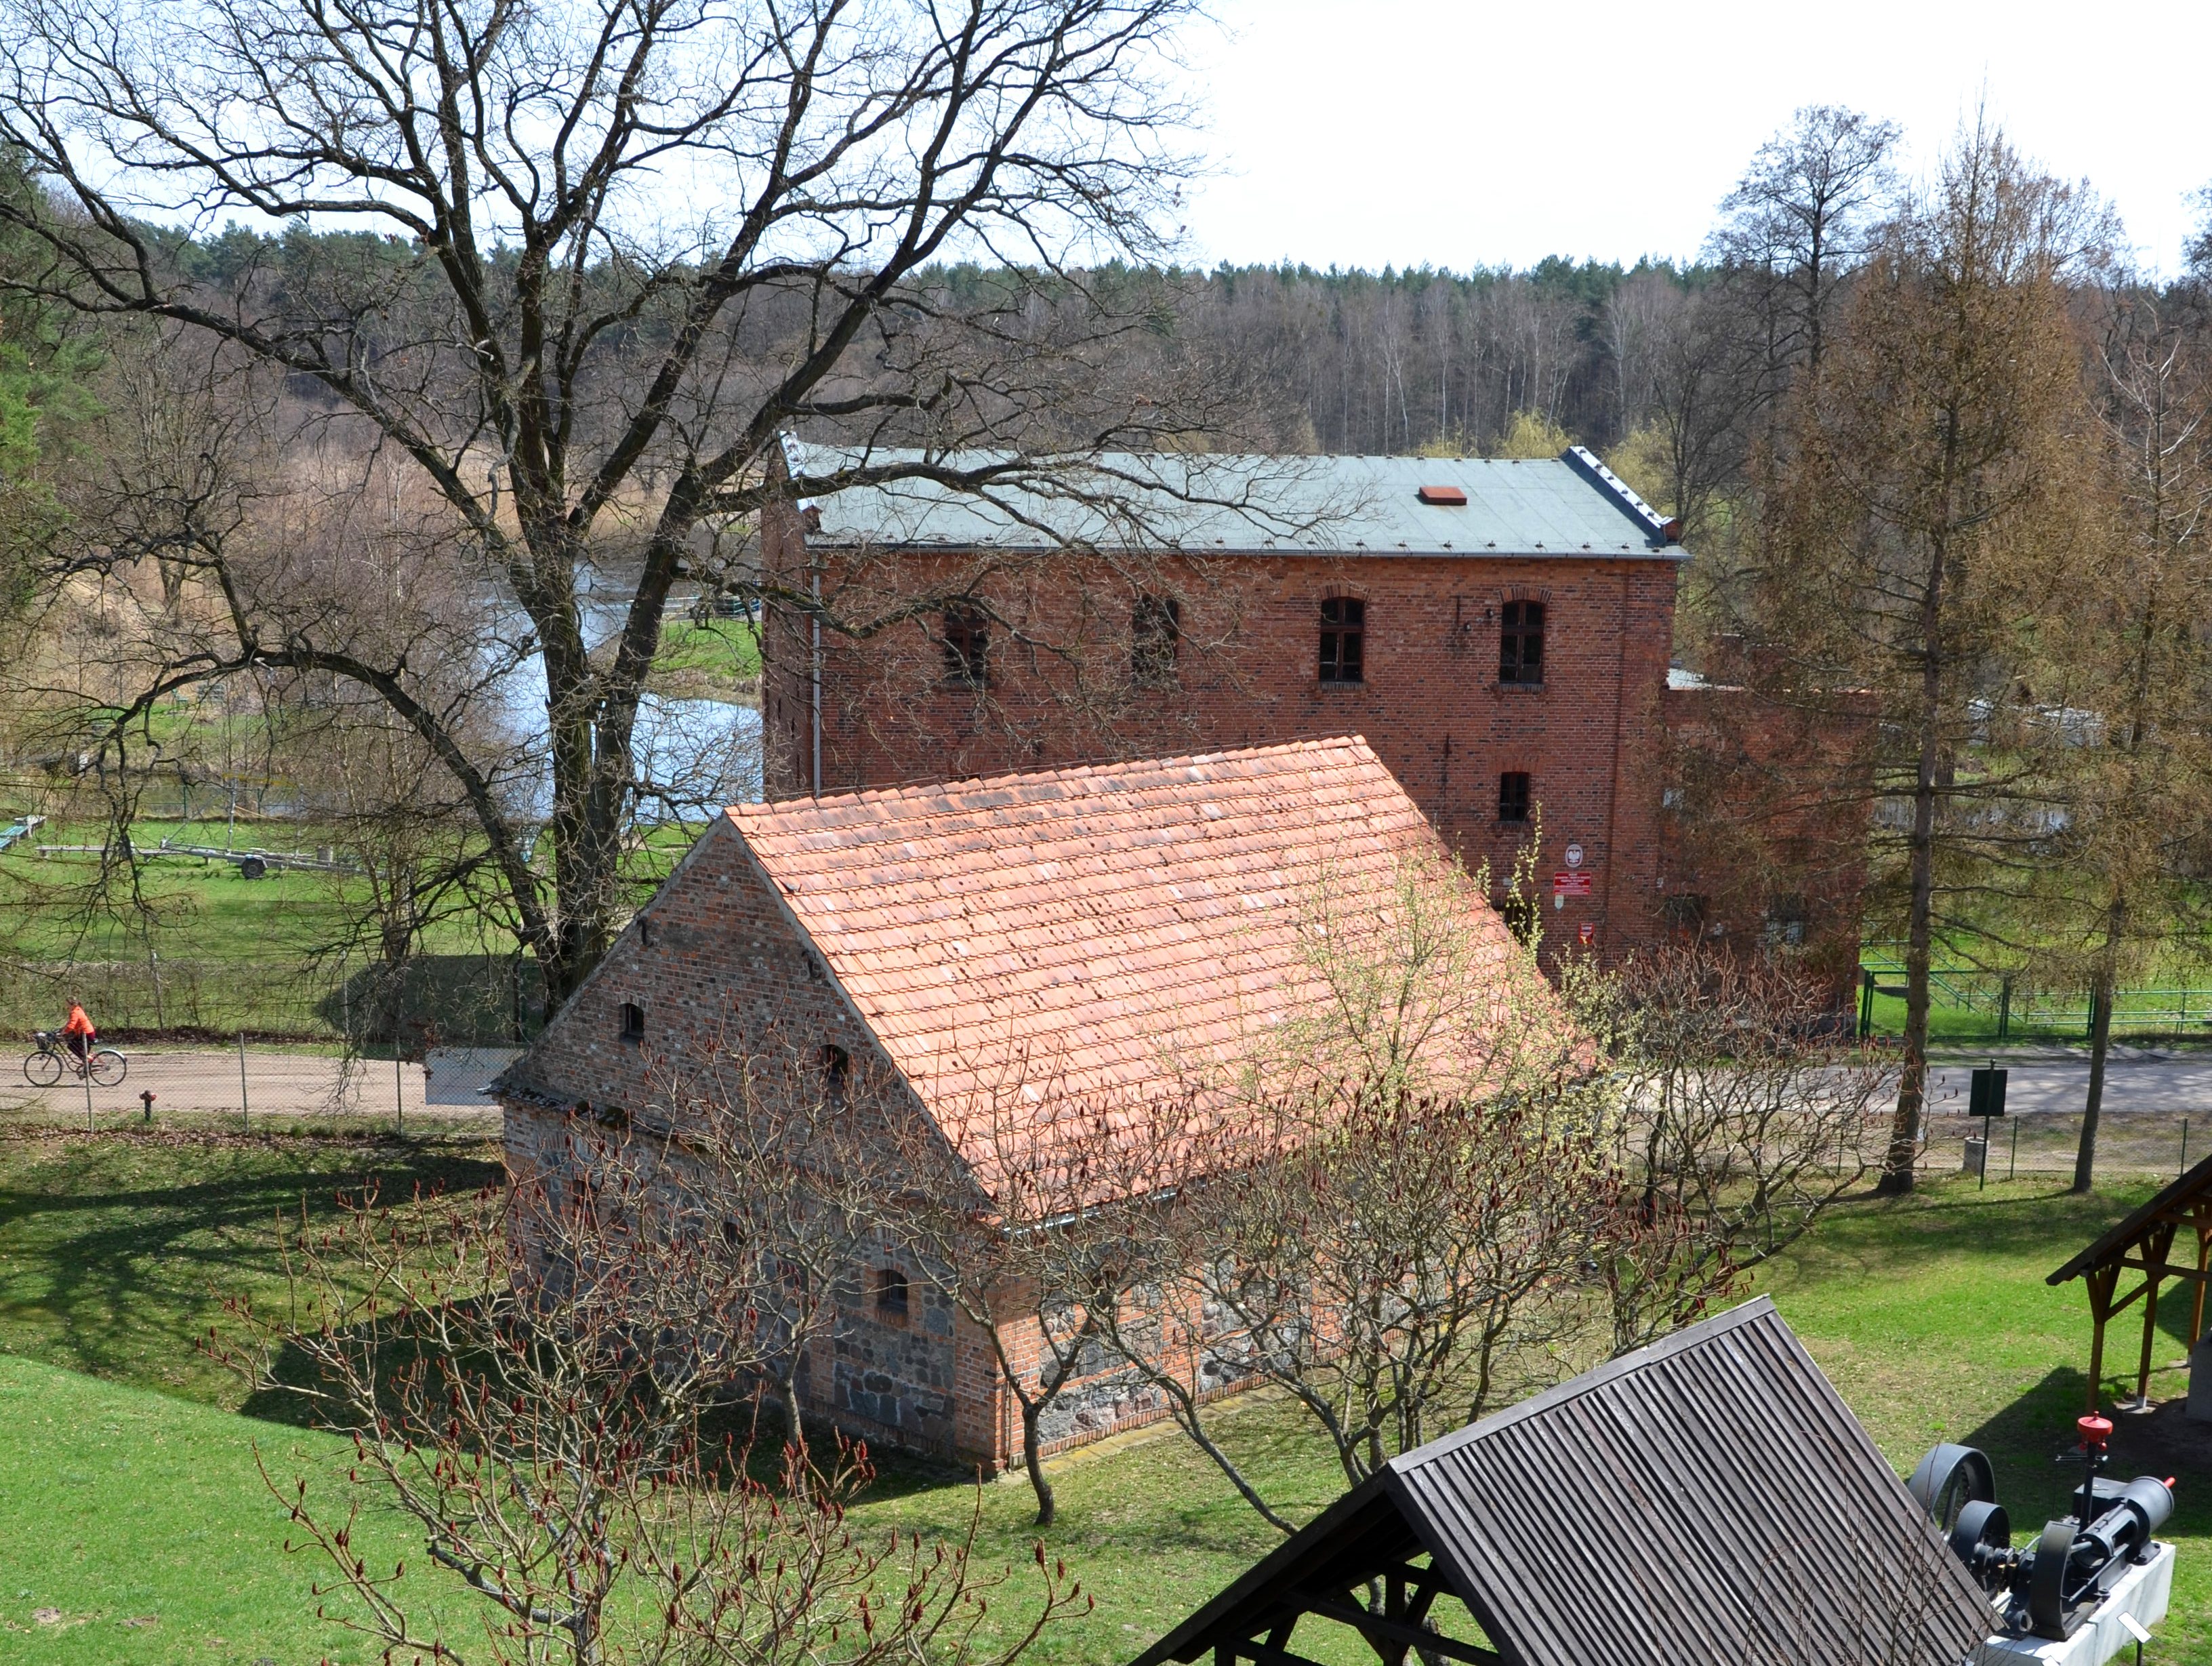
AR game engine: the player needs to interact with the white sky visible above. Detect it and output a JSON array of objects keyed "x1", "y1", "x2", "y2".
[{"x1": 1177, "y1": 0, "x2": 2212, "y2": 277}]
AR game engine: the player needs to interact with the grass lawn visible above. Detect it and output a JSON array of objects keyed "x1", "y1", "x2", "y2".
[
  {"x1": 0, "y1": 1122, "x2": 2202, "y2": 1662},
  {"x1": 648, "y1": 617, "x2": 762, "y2": 700}
]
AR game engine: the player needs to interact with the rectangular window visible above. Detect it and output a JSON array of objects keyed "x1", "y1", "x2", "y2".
[
  {"x1": 1765, "y1": 895, "x2": 1809, "y2": 948},
  {"x1": 874, "y1": 1265, "x2": 909, "y2": 1322},
  {"x1": 822, "y1": 1042, "x2": 851, "y2": 1104},
  {"x1": 1496, "y1": 771, "x2": 1531, "y2": 824},
  {"x1": 1132, "y1": 593, "x2": 1181, "y2": 685},
  {"x1": 1319, "y1": 597, "x2": 1364, "y2": 683},
  {"x1": 1662, "y1": 893, "x2": 1708, "y2": 935},
  {"x1": 1499, "y1": 599, "x2": 1545, "y2": 685},
  {"x1": 619, "y1": 1001, "x2": 644, "y2": 1042},
  {"x1": 941, "y1": 604, "x2": 989, "y2": 689}
]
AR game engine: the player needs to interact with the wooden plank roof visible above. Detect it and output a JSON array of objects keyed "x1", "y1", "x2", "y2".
[
  {"x1": 1130, "y1": 1299, "x2": 1992, "y2": 1666},
  {"x1": 2047, "y1": 1150, "x2": 2212, "y2": 1285}
]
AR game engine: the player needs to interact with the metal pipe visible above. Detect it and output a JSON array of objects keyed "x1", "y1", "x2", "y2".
[{"x1": 811, "y1": 563, "x2": 823, "y2": 798}]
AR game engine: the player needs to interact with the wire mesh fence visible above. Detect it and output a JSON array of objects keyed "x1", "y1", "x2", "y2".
[
  {"x1": 1, "y1": 1038, "x2": 512, "y2": 1135},
  {"x1": 1918, "y1": 1110, "x2": 2200, "y2": 1181},
  {"x1": 1858, "y1": 954, "x2": 2212, "y2": 1045}
]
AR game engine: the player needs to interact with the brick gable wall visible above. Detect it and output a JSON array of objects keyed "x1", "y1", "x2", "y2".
[{"x1": 501, "y1": 819, "x2": 1012, "y2": 1466}]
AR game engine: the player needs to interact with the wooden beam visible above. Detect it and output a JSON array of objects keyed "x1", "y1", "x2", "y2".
[
  {"x1": 2194, "y1": 1224, "x2": 2210, "y2": 1348},
  {"x1": 1295, "y1": 1599, "x2": 1503, "y2": 1666},
  {"x1": 1225, "y1": 1638, "x2": 1353, "y2": 1666},
  {"x1": 2137, "y1": 1223, "x2": 2178, "y2": 1402}
]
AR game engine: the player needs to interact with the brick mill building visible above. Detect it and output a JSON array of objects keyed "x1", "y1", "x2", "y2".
[
  {"x1": 759, "y1": 442, "x2": 1867, "y2": 987},
  {"x1": 500, "y1": 737, "x2": 1525, "y2": 1468}
]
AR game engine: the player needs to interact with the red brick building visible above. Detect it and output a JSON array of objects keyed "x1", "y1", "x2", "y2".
[
  {"x1": 762, "y1": 445, "x2": 1687, "y2": 956},
  {"x1": 501, "y1": 738, "x2": 1514, "y2": 1469}
]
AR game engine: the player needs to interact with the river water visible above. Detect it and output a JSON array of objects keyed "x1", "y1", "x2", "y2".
[{"x1": 485, "y1": 586, "x2": 763, "y2": 824}]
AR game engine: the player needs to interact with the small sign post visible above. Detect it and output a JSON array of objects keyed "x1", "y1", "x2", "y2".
[{"x1": 1969, "y1": 1061, "x2": 2007, "y2": 1191}]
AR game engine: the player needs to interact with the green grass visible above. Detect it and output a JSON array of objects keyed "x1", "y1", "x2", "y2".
[
  {"x1": 649, "y1": 617, "x2": 761, "y2": 699},
  {"x1": 0, "y1": 1126, "x2": 2200, "y2": 1663}
]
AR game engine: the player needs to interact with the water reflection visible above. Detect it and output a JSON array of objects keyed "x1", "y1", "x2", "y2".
[{"x1": 485, "y1": 589, "x2": 764, "y2": 823}]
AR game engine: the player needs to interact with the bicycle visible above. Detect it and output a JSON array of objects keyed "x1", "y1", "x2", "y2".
[{"x1": 22, "y1": 1031, "x2": 127, "y2": 1089}]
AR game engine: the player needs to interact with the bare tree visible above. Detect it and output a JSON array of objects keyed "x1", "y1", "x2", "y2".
[
  {"x1": 1581, "y1": 946, "x2": 1882, "y2": 1356},
  {"x1": 220, "y1": 1102, "x2": 1087, "y2": 1664},
  {"x1": 884, "y1": 1057, "x2": 1192, "y2": 1528},
  {"x1": 2040, "y1": 289, "x2": 2212, "y2": 1190},
  {"x1": 0, "y1": 0, "x2": 1218, "y2": 1001},
  {"x1": 1757, "y1": 121, "x2": 2113, "y2": 1193}
]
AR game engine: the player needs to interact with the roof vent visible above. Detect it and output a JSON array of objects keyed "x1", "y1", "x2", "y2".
[
  {"x1": 1561, "y1": 445, "x2": 1682, "y2": 543},
  {"x1": 1417, "y1": 484, "x2": 1467, "y2": 507}
]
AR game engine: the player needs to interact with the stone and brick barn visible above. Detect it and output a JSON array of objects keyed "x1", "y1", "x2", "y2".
[
  {"x1": 499, "y1": 737, "x2": 1516, "y2": 1470},
  {"x1": 757, "y1": 441, "x2": 1867, "y2": 979}
]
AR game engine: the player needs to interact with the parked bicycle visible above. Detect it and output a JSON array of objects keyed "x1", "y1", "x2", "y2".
[{"x1": 22, "y1": 1030, "x2": 127, "y2": 1088}]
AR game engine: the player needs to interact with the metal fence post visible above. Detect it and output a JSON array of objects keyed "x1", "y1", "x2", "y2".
[
  {"x1": 2009, "y1": 1118, "x2": 2020, "y2": 1183},
  {"x1": 2182, "y1": 1119, "x2": 2191, "y2": 1181},
  {"x1": 1997, "y1": 978, "x2": 2011, "y2": 1042},
  {"x1": 238, "y1": 1031, "x2": 249, "y2": 1129},
  {"x1": 83, "y1": 1066, "x2": 94, "y2": 1133}
]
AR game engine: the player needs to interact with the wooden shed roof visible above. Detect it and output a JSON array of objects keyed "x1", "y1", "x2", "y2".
[
  {"x1": 1130, "y1": 1299, "x2": 1992, "y2": 1666},
  {"x1": 2048, "y1": 1151, "x2": 2212, "y2": 1285}
]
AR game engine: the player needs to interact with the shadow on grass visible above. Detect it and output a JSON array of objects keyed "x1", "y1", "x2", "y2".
[{"x1": 0, "y1": 1124, "x2": 503, "y2": 1402}]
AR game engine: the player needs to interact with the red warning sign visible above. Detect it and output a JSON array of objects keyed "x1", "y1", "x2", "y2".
[
  {"x1": 1577, "y1": 921, "x2": 1595, "y2": 947},
  {"x1": 1552, "y1": 870, "x2": 1593, "y2": 897}
]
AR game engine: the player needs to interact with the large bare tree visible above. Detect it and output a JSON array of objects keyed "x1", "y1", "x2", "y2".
[{"x1": 0, "y1": 0, "x2": 1212, "y2": 998}]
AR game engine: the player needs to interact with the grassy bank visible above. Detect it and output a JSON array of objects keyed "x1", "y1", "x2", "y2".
[{"x1": 0, "y1": 1126, "x2": 2198, "y2": 1661}]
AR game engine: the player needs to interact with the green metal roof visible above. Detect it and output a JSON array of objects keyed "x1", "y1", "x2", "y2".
[{"x1": 785, "y1": 443, "x2": 1687, "y2": 561}]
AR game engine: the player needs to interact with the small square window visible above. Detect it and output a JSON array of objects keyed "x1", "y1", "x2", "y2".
[
  {"x1": 1496, "y1": 771, "x2": 1531, "y2": 824},
  {"x1": 1319, "y1": 597, "x2": 1364, "y2": 683},
  {"x1": 941, "y1": 604, "x2": 989, "y2": 689},
  {"x1": 1132, "y1": 593, "x2": 1181, "y2": 685},
  {"x1": 1662, "y1": 893, "x2": 1708, "y2": 934},
  {"x1": 1499, "y1": 600, "x2": 1545, "y2": 685},
  {"x1": 1765, "y1": 895, "x2": 1809, "y2": 948},
  {"x1": 874, "y1": 1265, "x2": 909, "y2": 1322},
  {"x1": 619, "y1": 1001, "x2": 644, "y2": 1042}
]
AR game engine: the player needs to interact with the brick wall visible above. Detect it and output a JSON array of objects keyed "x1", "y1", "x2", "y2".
[{"x1": 762, "y1": 535, "x2": 1682, "y2": 958}]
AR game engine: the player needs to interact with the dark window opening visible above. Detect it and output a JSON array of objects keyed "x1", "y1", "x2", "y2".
[
  {"x1": 1662, "y1": 893, "x2": 1709, "y2": 935},
  {"x1": 619, "y1": 1001, "x2": 644, "y2": 1042},
  {"x1": 874, "y1": 1265, "x2": 909, "y2": 1322},
  {"x1": 822, "y1": 1043, "x2": 851, "y2": 1103},
  {"x1": 1495, "y1": 891, "x2": 1539, "y2": 946},
  {"x1": 1497, "y1": 771, "x2": 1532, "y2": 824},
  {"x1": 1499, "y1": 599, "x2": 1545, "y2": 685},
  {"x1": 1765, "y1": 895, "x2": 1809, "y2": 948},
  {"x1": 1319, "y1": 597, "x2": 1365, "y2": 683},
  {"x1": 720, "y1": 1219, "x2": 743, "y2": 1251},
  {"x1": 1132, "y1": 593, "x2": 1181, "y2": 685},
  {"x1": 941, "y1": 605, "x2": 989, "y2": 689}
]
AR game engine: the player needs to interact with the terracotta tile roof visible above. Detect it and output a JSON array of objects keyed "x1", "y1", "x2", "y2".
[{"x1": 728, "y1": 738, "x2": 1516, "y2": 1197}]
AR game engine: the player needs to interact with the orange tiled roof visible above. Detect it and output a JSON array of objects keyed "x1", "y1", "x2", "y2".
[{"x1": 726, "y1": 737, "x2": 1509, "y2": 1196}]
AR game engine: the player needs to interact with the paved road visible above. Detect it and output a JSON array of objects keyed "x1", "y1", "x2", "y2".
[
  {"x1": 1922, "y1": 1050, "x2": 2212, "y2": 1116},
  {"x1": 5, "y1": 1046, "x2": 516, "y2": 1122}
]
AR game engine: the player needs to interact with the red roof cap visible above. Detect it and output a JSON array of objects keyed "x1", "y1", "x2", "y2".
[{"x1": 1417, "y1": 484, "x2": 1468, "y2": 506}]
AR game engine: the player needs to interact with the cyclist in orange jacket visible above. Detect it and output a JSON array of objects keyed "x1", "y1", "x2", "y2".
[{"x1": 61, "y1": 1000, "x2": 95, "y2": 1068}]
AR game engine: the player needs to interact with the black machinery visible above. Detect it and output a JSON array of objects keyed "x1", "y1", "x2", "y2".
[{"x1": 1908, "y1": 1415, "x2": 2173, "y2": 1642}]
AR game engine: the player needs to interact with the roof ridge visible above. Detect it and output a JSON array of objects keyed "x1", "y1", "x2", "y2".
[{"x1": 726, "y1": 735, "x2": 1379, "y2": 824}]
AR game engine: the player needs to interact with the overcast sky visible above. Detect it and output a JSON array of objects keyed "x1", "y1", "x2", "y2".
[{"x1": 1176, "y1": 0, "x2": 2212, "y2": 277}]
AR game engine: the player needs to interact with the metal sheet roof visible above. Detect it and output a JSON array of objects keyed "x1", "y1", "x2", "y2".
[
  {"x1": 784, "y1": 443, "x2": 1687, "y2": 560},
  {"x1": 1131, "y1": 1298, "x2": 1993, "y2": 1666}
]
